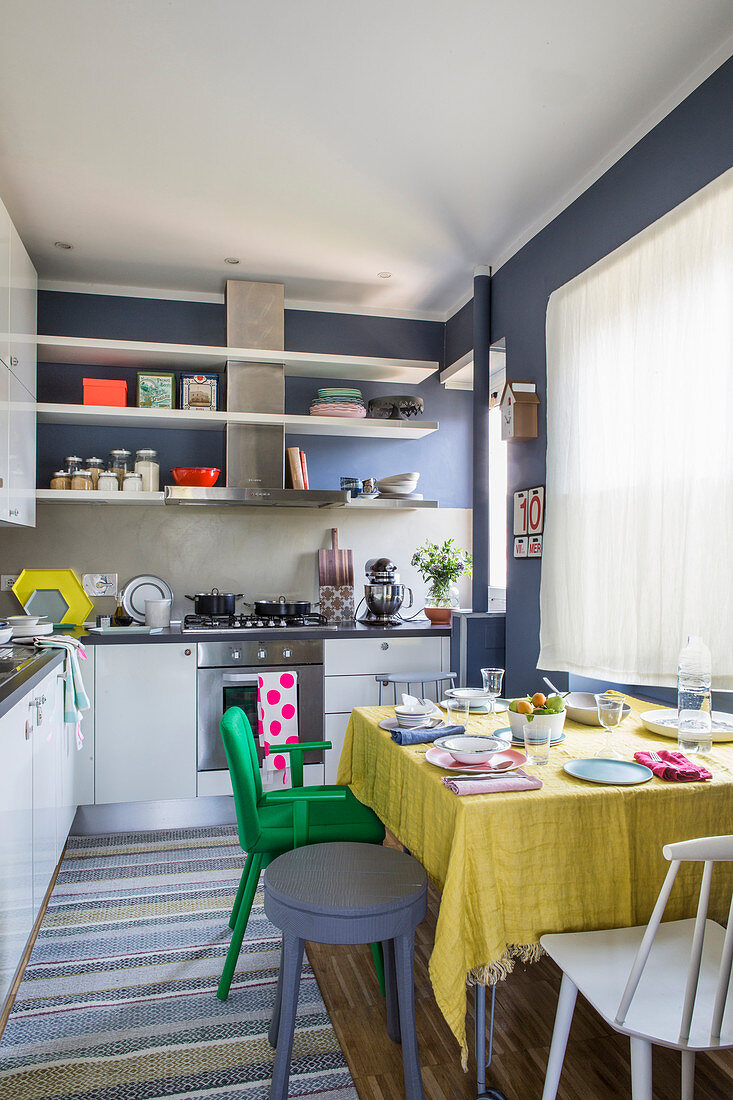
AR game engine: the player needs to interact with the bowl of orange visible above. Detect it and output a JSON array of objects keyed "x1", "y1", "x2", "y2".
[{"x1": 507, "y1": 692, "x2": 566, "y2": 739}]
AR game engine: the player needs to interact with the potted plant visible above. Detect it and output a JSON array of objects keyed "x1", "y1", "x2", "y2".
[{"x1": 411, "y1": 539, "x2": 472, "y2": 624}]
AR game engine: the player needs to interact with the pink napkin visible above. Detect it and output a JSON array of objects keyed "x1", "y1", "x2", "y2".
[
  {"x1": 634, "y1": 748, "x2": 712, "y2": 782},
  {"x1": 442, "y1": 768, "x2": 543, "y2": 796}
]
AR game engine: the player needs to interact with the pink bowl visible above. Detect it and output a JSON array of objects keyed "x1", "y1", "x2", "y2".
[{"x1": 171, "y1": 467, "x2": 221, "y2": 487}]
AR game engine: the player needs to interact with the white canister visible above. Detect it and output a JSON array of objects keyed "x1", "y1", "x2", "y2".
[{"x1": 145, "y1": 599, "x2": 172, "y2": 628}]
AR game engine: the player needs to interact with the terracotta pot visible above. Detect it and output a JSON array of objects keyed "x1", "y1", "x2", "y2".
[{"x1": 424, "y1": 605, "x2": 452, "y2": 625}]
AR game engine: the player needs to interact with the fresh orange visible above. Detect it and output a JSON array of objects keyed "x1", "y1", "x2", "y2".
[
  {"x1": 517, "y1": 699, "x2": 533, "y2": 714},
  {"x1": 531, "y1": 692, "x2": 546, "y2": 708}
]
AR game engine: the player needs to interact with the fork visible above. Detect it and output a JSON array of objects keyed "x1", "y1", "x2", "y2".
[{"x1": 648, "y1": 751, "x2": 663, "y2": 762}]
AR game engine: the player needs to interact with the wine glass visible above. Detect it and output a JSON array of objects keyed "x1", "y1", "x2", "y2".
[
  {"x1": 594, "y1": 692, "x2": 626, "y2": 759},
  {"x1": 481, "y1": 667, "x2": 505, "y2": 716}
]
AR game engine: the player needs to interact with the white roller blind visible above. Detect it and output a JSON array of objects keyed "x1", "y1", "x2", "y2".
[{"x1": 540, "y1": 167, "x2": 733, "y2": 688}]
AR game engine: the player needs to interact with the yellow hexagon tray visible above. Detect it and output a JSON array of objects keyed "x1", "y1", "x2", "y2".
[{"x1": 12, "y1": 568, "x2": 94, "y2": 625}]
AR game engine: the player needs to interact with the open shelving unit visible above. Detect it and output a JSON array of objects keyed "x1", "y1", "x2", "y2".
[
  {"x1": 37, "y1": 335, "x2": 438, "y2": 384},
  {"x1": 35, "y1": 402, "x2": 438, "y2": 438},
  {"x1": 35, "y1": 489, "x2": 437, "y2": 509}
]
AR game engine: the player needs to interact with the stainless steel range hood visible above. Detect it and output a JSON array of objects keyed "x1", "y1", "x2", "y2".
[{"x1": 165, "y1": 279, "x2": 347, "y2": 508}]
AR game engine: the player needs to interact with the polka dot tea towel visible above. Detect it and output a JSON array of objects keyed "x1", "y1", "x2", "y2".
[{"x1": 258, "y1": 670, "x2": 298, "y2": 787}]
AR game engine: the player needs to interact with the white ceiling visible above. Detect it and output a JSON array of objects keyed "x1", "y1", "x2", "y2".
[{"x1": 0, "y1": 0, "x2": 731, "y2": 318}]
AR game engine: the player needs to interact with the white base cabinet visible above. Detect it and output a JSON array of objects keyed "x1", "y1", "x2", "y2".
[
  {"x1": 95, "y1": 644, "x2": 197, "y2": 804},
  {"x1": 323, "y1": 635, "x2": 450, "y2": 783},
  {"x1": 0, "y1": 693, "x2": 33, "y2": 1009}
]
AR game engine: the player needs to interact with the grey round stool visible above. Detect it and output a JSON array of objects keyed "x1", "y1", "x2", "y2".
[{"x1": 264, "y1": 841, "x2": 428, "y2": 1100}]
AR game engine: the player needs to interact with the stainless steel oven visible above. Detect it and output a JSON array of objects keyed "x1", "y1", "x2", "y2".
[{"x1": 196, "y1": 638, "x2": 324, "y2": 773}]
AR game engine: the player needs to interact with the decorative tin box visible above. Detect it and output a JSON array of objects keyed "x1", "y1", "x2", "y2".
[
  {"x1": 319, "y1": 584, "x2": 355, "y2": 623},
  {"x1": 137, "y1": 371, "x2": 176, "y2": 409},
  {"x1": 180, "y1": 372, "x2": 219, "y2": 411}
]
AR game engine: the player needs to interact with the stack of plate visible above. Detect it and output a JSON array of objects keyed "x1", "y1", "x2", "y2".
[
  {"x1": 8, "y1": 615, "x2": 53, "y2": 640},
  {"x1": 310, "y1": 388, "x2": 367, "y2": 418},
  {"x1": 376, "y1": 472, "x2": 421, "y2": 498}
]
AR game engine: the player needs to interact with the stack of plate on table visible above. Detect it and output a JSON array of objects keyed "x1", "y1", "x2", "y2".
[{"x1": 310, "y1": 388, "x2": 367, "y2": 418}]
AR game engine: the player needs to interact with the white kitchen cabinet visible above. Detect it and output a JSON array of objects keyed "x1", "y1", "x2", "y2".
[
  {"x1": 7, "y1": 371, "x2": 36, "y2": 527},
  {"x1": 8, "y1": 222, "x2": 37, "y2": 397},
  {"x1": 323, "y1": 635, "x2": 450, "y2": 782},
  {"x1": 0, "y1": 364, "x2": 9, "y2": 520},
  {"x1": 31, "y1": 669, "x2": 63, "y2": 910},
  {"x1": 95, "y1": 644, "x2": 197, "y2": 804},
  {"x1": 0, "y1": 692, "x2": 34, "y2": 1009}
]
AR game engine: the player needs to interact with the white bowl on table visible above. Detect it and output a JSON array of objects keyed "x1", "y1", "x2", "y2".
[
  {"x1": 433, "y1": 733, "x2": 503, "y2": 765},
  {"x1": 394, "y1": 704, "x2": 433, "y2": 729},
  {"x1": 564, "y1": 692, "x2": 631, "y2": 726},
  {"x1": 507, "y1": 709, "x2": 566, "y2": 740}
]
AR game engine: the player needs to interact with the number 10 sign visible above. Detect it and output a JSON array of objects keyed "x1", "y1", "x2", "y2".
[{"x1": 514, "y1": 487, "x2": 544, "y2": 535}]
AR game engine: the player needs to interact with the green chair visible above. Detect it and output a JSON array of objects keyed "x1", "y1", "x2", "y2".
[{"x1": 217, "y1": 706, "x2": 386, "y2": 1001}]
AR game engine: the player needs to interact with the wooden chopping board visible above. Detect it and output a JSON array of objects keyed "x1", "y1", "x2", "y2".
[{"x1": 318, "y1": 528, "x2": 354, "y2": 587}]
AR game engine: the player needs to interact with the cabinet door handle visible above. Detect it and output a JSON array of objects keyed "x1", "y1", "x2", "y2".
[
  {"x1": 184, "y1": 648, "x2": 192, "y2": 656},
  {"x1": 9, "y1": 508, "x2": 19, "y2": 517},
  {"x1": 25, "y1": 719, "x2": 32, "y2": 740},
  {"x1": 10, "y1": 356, "x2": 18, "y2": 366}
]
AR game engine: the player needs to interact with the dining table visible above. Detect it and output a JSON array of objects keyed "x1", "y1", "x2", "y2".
[{"x1": 336, "y1": 697, "x2": 733, "y2": 1097}]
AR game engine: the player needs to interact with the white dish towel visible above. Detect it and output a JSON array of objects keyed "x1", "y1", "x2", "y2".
[
  {"x1": 258, "y1": 670, "x2": 299, "y2": 788},
  {"x1": 35, "y1": 635, "x2": 90, "y2": 747}
]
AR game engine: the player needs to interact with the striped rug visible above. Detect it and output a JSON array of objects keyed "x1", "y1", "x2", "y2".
[{"x1": 0, "y1": 826, "x2": 358, "y2": 1099}]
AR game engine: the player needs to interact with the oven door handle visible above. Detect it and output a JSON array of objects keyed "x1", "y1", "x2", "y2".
[{"x1": 221, "y1": 673, "x2": 261, "y2": 685}]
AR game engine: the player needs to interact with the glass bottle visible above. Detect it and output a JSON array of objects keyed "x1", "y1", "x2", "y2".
[
  {"x1": 50, "y1": 470, "x2": 71, "y2": 490},
  {"x1": 109, "y1": 449, "x2": 132, "y2": 487},
  {"x1": 63, "y1": 455, "x2": 84, "y2": 474},
  {"x1": 677, "y1": 636, "x2": 712, "y2": 755},
  {"x1": 122, "y1": 471, "x2": 143, "y2": 492},
  {"x1": 84, "y1": 457, "x2": 105, "y2": 489},
  {"x1": 97, "y1": 470, "x2": 120, "y2": 492},
  {"x1": 70, "y1": 470, "x2": 94, "y2": 491},
  {"x1": 112, "y1": 591, "x2": 133, "y2": 627}
]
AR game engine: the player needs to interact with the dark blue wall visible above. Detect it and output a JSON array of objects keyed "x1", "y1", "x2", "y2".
[
  {"x1": 38, "y1": 293, "x2": 472, "y2": 507},
  {"x1": 490, "y1": 55, "x2": 733, "y2": 697},
  {"x1": 444, "y1": 297, "x2": 473, "y2": 367}
]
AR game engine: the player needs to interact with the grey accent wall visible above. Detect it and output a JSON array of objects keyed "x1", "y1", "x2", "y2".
[{"x1": 490, "y1": 54, "x2": 733, "y2": 697}]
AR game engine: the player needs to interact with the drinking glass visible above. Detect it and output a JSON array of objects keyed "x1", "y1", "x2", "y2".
[
  {"x1": 481, "y1": 667, "x2": 505, "y2": 716},
  {"x1": 523, "y1": 718, "x2": 551, "y2": 765},
  {"x1": 594, "y1": 692, "x2": 626, "y2": 758},
  {"x1": 446, "y1": 698, "x2": 470, "y2": 731}
]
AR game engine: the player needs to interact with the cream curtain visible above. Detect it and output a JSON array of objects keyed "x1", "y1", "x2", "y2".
[{"x1": 540, "y1": 167, "x2": 733, "y2": 688}]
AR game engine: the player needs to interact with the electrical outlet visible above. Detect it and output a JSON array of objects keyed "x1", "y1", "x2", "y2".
[
  {"x1": 1, "y1": 574, "x2": 19, "y2": 591},
  {"x1": 82, "y1": 573, "x2": 118, "y2": 597}
]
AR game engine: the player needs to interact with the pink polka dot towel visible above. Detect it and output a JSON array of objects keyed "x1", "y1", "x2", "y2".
[{"x1": 258, "y1": 670, "x2": 299, "y2": 787}]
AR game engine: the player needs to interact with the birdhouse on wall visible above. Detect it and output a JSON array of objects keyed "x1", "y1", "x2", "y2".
[{"x1": 499, "y1": 381, "x2": 539, "y2": 441}]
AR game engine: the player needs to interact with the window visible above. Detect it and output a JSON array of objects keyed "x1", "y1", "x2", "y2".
[{"x1": 540, "y1": 167, "x2": 733, "y2": 687}]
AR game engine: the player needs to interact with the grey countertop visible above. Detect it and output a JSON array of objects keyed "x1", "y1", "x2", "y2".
[
  {"x1": 0, "y1": 648, "x2": 65, "y2": 721},
  {"x1": 71, "y1": 619, "x2": 450, "y2": 645}
]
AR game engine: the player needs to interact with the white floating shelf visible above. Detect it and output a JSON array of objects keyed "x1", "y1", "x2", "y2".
[
  {"x1": 35, "y1": 403, "x2": 439, "y2": 438},
  {"x1": 440, "y1": 345, "x2": 506, "y2": 391},
  {"x1": 37, "y1": 490, "x2": 165, "y2": 505},
  {"x1": 341, "y1": 497, "x2": 438, "y2": 510},
  {"x1": 37, "y1": 335, "x2": 438, "y2": 384}
]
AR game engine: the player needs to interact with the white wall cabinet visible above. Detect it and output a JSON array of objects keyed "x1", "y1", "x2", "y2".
[
  {"x1": 8, "y1": 222, "x2": 37, "y2": 397},
  {"x1": 323, "y1": 635, "x2": 449, "y2": 783},
  {"x1": 0, "y1": 692, "x2": 34, "y2": 1009},
  {"x1": 95, "y1": 644, "x2": 197, "y2": 804},
  {"x1": 7, "y1": 371, "x2": 36, "y2": 527},
  {"x1": 0, "y1": 195, "x2": 36, "y2": 529}
]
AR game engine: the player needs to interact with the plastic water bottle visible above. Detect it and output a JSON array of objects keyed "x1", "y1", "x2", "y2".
[{"x1": 677, "y1": 636, "x2": 712, "y2": 755}]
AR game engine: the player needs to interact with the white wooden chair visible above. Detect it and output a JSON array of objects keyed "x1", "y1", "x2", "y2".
[{"x1": 540, "y1": 834, "x2": 733, "y2": 1099}]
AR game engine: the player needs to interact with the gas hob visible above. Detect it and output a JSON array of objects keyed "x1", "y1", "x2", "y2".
[{"x1": 182, "y1": 613, "x2": 335, "y2": 633}]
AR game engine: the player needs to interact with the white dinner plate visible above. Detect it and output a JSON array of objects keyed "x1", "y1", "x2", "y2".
[
  {"x1": 563, "y1": 758, "x2": 653, "y2": 785},
  {"x1": 439, "y1": 697, "x2": 509, "y2": 714},
  {"x1": 640, "y1": 708, "x2": 733, "y2": 743},
  {"x1": 121, "y1": 574, "x2": 174, "y2": 624}
]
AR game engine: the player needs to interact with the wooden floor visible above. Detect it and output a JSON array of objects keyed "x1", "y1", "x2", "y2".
[{"x1": 307, "y1": 839, "x2": 733, "y2": 1100}]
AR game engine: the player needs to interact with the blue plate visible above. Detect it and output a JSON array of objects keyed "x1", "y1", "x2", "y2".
[{"x1": 563, "y1": 758, "x2": 653, "y2": 785}]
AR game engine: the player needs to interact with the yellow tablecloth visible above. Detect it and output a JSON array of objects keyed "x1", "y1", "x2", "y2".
[{"x1": 337, "y1": 699, "x2": 733, "y2": 1065}]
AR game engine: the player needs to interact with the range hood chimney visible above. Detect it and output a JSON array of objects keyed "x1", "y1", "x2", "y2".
[{"x1": 165, "y1": 279, "x2": 348, "y2": 508}]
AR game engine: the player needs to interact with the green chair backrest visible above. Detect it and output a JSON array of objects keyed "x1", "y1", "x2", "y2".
[{"x1": 220, "y1": 706, "x2": 264, "y2": 852}]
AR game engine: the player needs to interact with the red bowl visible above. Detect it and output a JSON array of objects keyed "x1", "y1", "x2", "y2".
[{"x1": 171, "y1": 466, "x2": 221, "y2": 487}]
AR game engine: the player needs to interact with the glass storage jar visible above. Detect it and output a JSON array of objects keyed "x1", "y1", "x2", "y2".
[
  {"x1": 134, "y1": 449, "x2": 159, "y2": 492},
  {"x1": 123, "y1": 471, "x2": 143, "y2": 492},
  {"x1": 97, "y1": 470, "x2": 120, "y2": 492},
  {"x1": 71, "y1": 470, "x2": 94, "y2": 491},
  {"x1": 109, "y1": 449, "x2": 132, "y2": 487},
  {"x1": 84, "y1": 457, "x2": 105, "y2": 489},
  {"x1": 50, "y1": 470, "x2": 71, "y2": 491},
  {"x1": 64, "y1": 455, "x2": 83, "y2": 474}
]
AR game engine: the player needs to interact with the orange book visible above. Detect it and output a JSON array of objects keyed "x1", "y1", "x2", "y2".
[{"x1": 299, "y1": 450, "x2": 309, "y2": 490}]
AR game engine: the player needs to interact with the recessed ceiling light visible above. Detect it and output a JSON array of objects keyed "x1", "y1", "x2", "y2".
[
  {"x1": 377, "y1": 271, "x2": 392, "y2": 278},
  {"x1": 224, "y1": 257, "x2": 240, "y2": 265},
  {"x1": 54, "y1": 241, "x2": 73, "y2": 250}
]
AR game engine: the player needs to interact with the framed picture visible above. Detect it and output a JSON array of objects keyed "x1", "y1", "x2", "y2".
[
  {"x1": 137, "y1": 371, "x2": 176, "y2": 409},
  {"x1": 180, "y1": 372, "x2": 218, "y2": 411}
]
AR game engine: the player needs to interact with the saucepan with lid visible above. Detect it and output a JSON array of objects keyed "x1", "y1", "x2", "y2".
[
  {"x1": 251, "y1": 596, "x2": 314, "y2": 619},
  {"x1": 185, "y1": 589, "x2": 245, "y2": 616}
]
